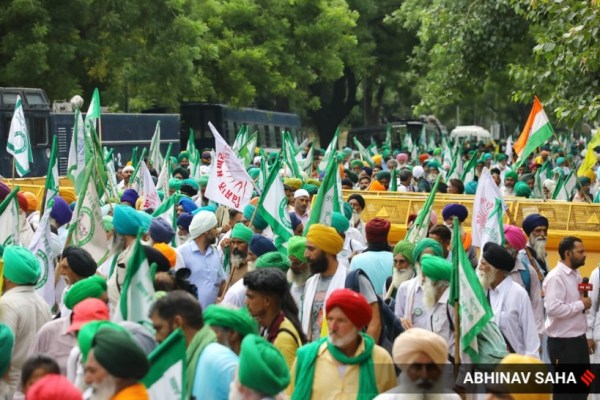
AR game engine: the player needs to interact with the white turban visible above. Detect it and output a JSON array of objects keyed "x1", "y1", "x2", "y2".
[
  {"x1": 412, "y1": 166, "x2": 424, "y2": 179},
  {"x1": 543, "y1": 179, "x2": 556, "y2": 193},
  {"x1": 392, "y1": 327, "x2": 448, "y2": 367},
  {"x1": 189, "y1": 211, "x2": 217, "y2": 239},
  {"x1": 123, "y1": 165, "x2": 134, "y2": 173},
  {"x1": 294, "y1": 189, "x2": 310, "y2": 199}
]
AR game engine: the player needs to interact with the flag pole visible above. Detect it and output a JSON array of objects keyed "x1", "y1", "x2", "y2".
[
  {"x1": 11, "y1": 159, "x2": 15, "y2": 182},
  {"x1": 453, "y1": 300, "x2": 461, "y2": 378}
]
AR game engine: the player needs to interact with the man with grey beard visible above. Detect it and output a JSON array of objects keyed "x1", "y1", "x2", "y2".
[
  {"x1": 221, "y1": 223, "x2": 259, "y2": 306},
  {"x1": 518, "y1": 214, "x2": 550, "y2": 281}
]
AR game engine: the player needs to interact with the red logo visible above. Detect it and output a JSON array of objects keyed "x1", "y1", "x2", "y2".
[{"x1": 581, "y1": 369, "x2": 595, "y2": 386}]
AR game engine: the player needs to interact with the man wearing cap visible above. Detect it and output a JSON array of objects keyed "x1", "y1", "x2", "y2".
[
  {"x1": 191, "y1": 305, "x2": 258, "y2": 400},
  {"x1": 350, "y1": 218, "x2": 393, "y2": 296},
  {"x1": 291, "y1": 189, "x2": 310, "y2": 225},
  {"x1": 289, "y1": 289, "x2": 396, "y2": 399},
  {"x1": 0, "y1": 323, "x2": 14, "y2": 398},
  {"x1": 230, "y1": 334, "x2": 291, "y2": 400},
  {"x1": 518, "y1": 213, "x2": 550, "y2": 280},
  {"x1": 84, "y1": 326, "x2": 150, "y2": 399},
  {"x1": 149, "y1": 290, "x2": 217, "y2": 396},
  {"x1": 175, "y1": 210, "x2": 225, "y2": 309},
  {"x1": 501, "y1": 170, "x2": 517, "y2": 197},
  {"x1": 57, "y1": 246, "x2": 98, "y2": 317},
  {"x1": 244, "y1": 268, "x2": 306, "y2": 368},
  {"x1": 0, "y1": 246, "x2": 52, "y2": 396},
  {"x1": 395, "y1": 238, "x2": 443, "y2": 330},
  {"x1": 375, "y1": 328, "x2": 460, "y2": 399},
  {"x1": 288, "y1": 236, "x2": 311, "y2": 309},
  {"x1": 504, "y1": 224, "x2": 544, "y2": 335},
  {"x1": 477, "y1": 242, "x2": 540, "y2": 357}
]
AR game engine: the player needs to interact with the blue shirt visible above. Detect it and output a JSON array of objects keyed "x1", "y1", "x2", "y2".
[
  {"x1": 176, "y1": 241, "x2": 225, "y2": 309},
  {"x1": 349, "y1": 250, "x2": 393, "y2": 296},
  {"x1": 192, "y1": 343, "x2": 238, "y2": 400}
]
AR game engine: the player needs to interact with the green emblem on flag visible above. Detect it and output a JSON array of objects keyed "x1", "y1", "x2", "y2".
[
  {"x1": 278, "y1": 197, "x2": 292, "y2": 230},
  {"x1": 35, "y1": 249, "x2": 49, "y2": 289},
  {"x1": 10, "y1": 131, "x2": 28, "y2": 154},
  {"x1": 76, "y1": 206, "x2": 95, "y2": 246}
]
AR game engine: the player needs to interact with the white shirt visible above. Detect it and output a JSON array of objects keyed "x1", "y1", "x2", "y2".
[
  {"x1": 337, "y1": 235, "x2": 366, "y2": 270},
  {"x1": 221, "y1": 279, "x2": 246, "y2": 308},
  {"x1": 394, "y1": 277, "x2": 431, "y2": 329},
  {"x1": 429, "y1": 289, "x2": 454, "y2": 357},
  {"x1": 586, "y1": 267, "x2": 600, "y2": 342},
  {"x1": 501, "y1": 185, "x2": 514, "y2": 197},
  {"x1": 509, "y1": 258, "x2": 544, "y2": 334},
  {"x1": 488, "y1": 276, "x2": 540, "y2": 357}
]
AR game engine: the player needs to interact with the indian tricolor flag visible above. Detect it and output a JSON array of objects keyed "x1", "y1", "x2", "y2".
[{"x1": 514, "y1": 97, "x2": 554, "y2": 162}]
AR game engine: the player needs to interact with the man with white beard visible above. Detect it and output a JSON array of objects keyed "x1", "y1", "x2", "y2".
[
  {"x1": 221, "y1": 223, "x2": 258, "y2": 306},
  {"x1": 477, "y1": 242, "x2": 540, "y2": 357},
  {"x1": 518, "y1": 214, "x2": 550, "y2": 281},
  {"x1": 347, "y1": 193, "x2": 366, "y2": 237},
  {"x1": 384, "y1": 240, "x2": 415, "y2": 300},
  {"x1": 0, "y1": 323, "x2": 14, "y2": 400},
  {"x1": 286, "y1": 236, "x2": 311, "y2": 309},
  {"x1": 83, "y1": 326, "x2": 150, "y2": 399},
  {"x1": 375, "y1": 328, "x2": 460, "y2": 399}
]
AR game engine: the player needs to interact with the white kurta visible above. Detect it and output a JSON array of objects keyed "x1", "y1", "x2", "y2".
[
  {"x1": 487, "y1": 276, "x2": 540, "y2": 358},
  {"x1": 394, "y1": 277, "x2": 431, "y2": 329},
  {"x1": 509, "y1": 258, "x2": 544, "y2": 334}
]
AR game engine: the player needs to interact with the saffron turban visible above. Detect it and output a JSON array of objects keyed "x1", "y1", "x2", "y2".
[
  {"x1": 153, "y1": 243, "x2": 176, "y2": 267},
  {"x1": 203, "y1": 305, "x2": 259, "y2": 337},
  {"x1": 482, "y1": 242, "x2": 515, "y2": 272},
  {"x1": 16, "y1": 192, "x2": 27, "y2": 212},
  {"x1": 522, "y1": 214, "x2": 548, "y2": 237},
  {"x1": 287, "y1": 236, "x2": 307, "y2": 263},
  {"x1": 178, "y1": 197, "x2": 198, "y2": 213},
  {"x1": 420, "y1": 255, "x2": 452, "y2": 282},
  {"x1": 0, "y1": 323, "x2": 14, "y2": 377},
  {"x1": 64, "y1": 275, "x2": 107, "y2": 310},
  {"x1": 231, "y1": 223, "x2": 253, "y2": 243},
  {"x1": 120, "y1": 189, "x2": 139, "y2": 206},
  {"x1": 503, "y1": 225, "x2": 527, "y2": 251},
  {"x1": 393, "y1": 241, "x2": 415, "y2": 266},
  {"x1": 365, "y1": 218, "x2": 391, "y2": 244},
  {"x1": 91, "y1": 326, "x2": 149, "y2": 379},
  {"x1": 189, "y1": 210, "x2": 217, "y2": 239},
  {"x1": 393, "y1": 327, "x2": 448, "y2": 366},
  {"x1": 369, "y1": 180, "x2": 386, "y2": 191},
  {"x1": 331, "y1": 212, "x2": 349, "y2": 234},
  {"x1": 26, "y1": 374, "x2": 82, "y2": 400},
  {"x1": 306, "y1": 224, "x2": 344, "y2": 255},
  {"x1": 413, "y1": 238, "x2": 444, "y2": 262},
  {"x1": 50, "y1": 197, "x2": 72, "y2": 225},
  {"x1": 326, "y1": 289, "x2": 372, "y2": 329},
  {"x1": 238, "y1": 334, "x2": 290, "y2": 396},
  {"x1": 255, "y1": 251, "x2": 291, "y2": 271},
  {"x1": 249, "y1": 235, "x2": 277, "y2": 257},
  {"x1": 2, "y1": 245, "x2": 40, "y2": 285},
  {"x1": 442, "y1": 204, "x2": 468, "y2": 222},
  {"x1": 149, "y1": 217, "x2": 176, "y2": 244}
]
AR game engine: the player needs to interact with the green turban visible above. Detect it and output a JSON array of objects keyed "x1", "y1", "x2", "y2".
[
  {"x1": 514, "y1": 181, "x2": 531, "y2": 198},
  {"x1": 169, "y1": 178, "x2": 182, "y2": 191},
  {"x1": 0, "y1": 323, "x2": 14, "y2": 377},
  {"x1": 170, "y1": 156, "x2": 178, "y2": 165},
  {"x1": 103, "y1": 216, "x2": 113, "y2": 232},
  {"x1": 203, "y1": 305, "x2": 258, "y2": 337},
  {"x1": 345, "y1": 170, "x2": 359, "y2": 184},
  {"x1": 351, "y1": 159, "x2": 364, "y2": 169},
  {"x1": 178, "y1": 151, "x2": 190, "y2": 162},
  {"x1": 376, "y1": 171, "x2": 391, "y2": 181},
  {"x1": 578, "y1": 176, "x2": 591, "y2": 187},
  {"x1": 182, "y1": 178, "x2": 199, "y2": 190},
  {"x1": 92, "y1": 326, "x2": 149, "y2": 379},
  {"x1": 239, "y1": 334, "x2": 290, "y2": 396},
  {"x1": 413, "y1": 238, "x2": 444, "y2": 262},
  {"x1": 331, "y1": 212, "x2": 349, "y2": 234},
  {"x1": 287, "y1": 236, "x2": 306, "y2": 263},
  {"x1": 305, "y1": 178, "x2": 321, "y2": 188},
  {"x1": 243, "y1": 205, "x2": 268, "y2": 231},
  {"x1": 393, "y1": 240, "x2": 415, "y2": 266},
  {"x1": 504, "y1": 170, "x2": 518, "y2": 181},
  {"x1": 427, "y1": 160, "x2": 442, "y2": 170},
  {"x1": 342, "y1": 202, "x2": 353, "y2": 220},
  {"x1": 301, "y1": 184, "x2": 318, "y2": 195},
  {"x1": 497, "y1": 154, "x2": 508, "y2": 161},
  {"x1": 421, "y1": 254, "x2": 452, "y2": 282},
  {"x1": 231, "y1": 223, "x2": 253, "y2": 243},
  {"x1": 433, "y1": 148, "x2": 442, "y2": 156},
  {"x1": 343, "y1": 147, "x2": 352, "y2": 155},
  {"x1": 78, "y1": 321, "x2": 126, "y2": 362},
  {"x1": 283, "y1": 178, "x2": 303, "y2": 190},
  {"x1": 198, "y1": 175, "x2": 209, "y2": 188},
  {"x1": 255, "y1": 251, "x2": 291, "y2": 271},
  {"x1": 157, "y1": 190, "x2": 165, "y2": 201},
  {"x1": 113, "y1": 205, "x2": 150, "y2": 235},
  {"x1": 482, "y1": 153, "x2": 492, "y2": 161},
  {"x1": 248, "y1": 168, "x2": 260, "y2": 180},
  {"x1": 2, "y1": 246, "x2": 40, "y2": 285},
  {"x1": 64, "y1": 275, "x2": 107, "y2": 310}
]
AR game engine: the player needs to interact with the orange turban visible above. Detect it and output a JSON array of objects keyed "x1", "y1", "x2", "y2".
[
  {"x1": 59, "y1": 188, "x2": 77, "y2": 204},
  {"x1": 306, "y1": 224, "x2": 343, "y2": 255},
  {"x1": 23, "y1": 192, "x2": 38, "y2": 211},
  {"x1": 153, "y1": 243, "x2": 176, "y2": 268},
  {"x1": 369, "y1": 181, "x2": 386, "y2": 191}
]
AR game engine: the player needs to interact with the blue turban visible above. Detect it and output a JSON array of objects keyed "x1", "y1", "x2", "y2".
[
  {"x1": 288, "y1": 212, "x2": 301, "y2": 231},
  {"x1": 178, "y1": 197, "x2": 198, "y2": 213},
  {"x1": 442, "y1": 204, "x2": 468, "y2": 222},
  {"x1": 113, "y1": 205, "x2": 150, "y2": 235},
  {"x1": 120, "y1": 189, "x2": 139, "y2": 206},
  {"x1": 177, "y1": 213, "x2": 193, "y2": 231},
  {"x1": 149, "y1": 217, "x2": 176, "y2": 243},
  {"x1": 50, "y1": 197, "x2": 72, "y2": 225},
  {"x1": 522, "y1": 214, "x2": 549, "y2": 237},
  {"x1": 465, "y1": 181, "x2": 478, "y2": 195},
  {"x1": 413, "y1": 238, "x2": 444, "y2": 262},
  {"x1": 249, "y1": 234, "x2": 277, "y2": 257}
]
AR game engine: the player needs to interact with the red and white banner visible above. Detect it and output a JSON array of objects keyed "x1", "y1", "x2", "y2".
[{"x1": 205, "y1": 122, "x2": 254, "y2": 211}]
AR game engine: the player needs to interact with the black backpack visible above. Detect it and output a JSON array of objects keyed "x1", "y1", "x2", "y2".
[{"x1": 345, "y1": 269, "x2": 404, "y2": 354}]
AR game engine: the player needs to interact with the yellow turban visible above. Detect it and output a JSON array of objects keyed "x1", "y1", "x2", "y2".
[
  {"x1": 306, "y1": 224, "x2": 343, "y2": 255},
  {"x1": 372, "y1": 154, "x2": 382, "y2": 166},
  {"x1": 491, "y1": 354, "x2": 551, "y2": 400},
  {"x1": 392, "y1": 328, "x2": 447, "y2": 367},
  {"x1": 59, "y1": 188, "x2": 77, "y2": 204},
  {"x1": 284, "y1": 178, "x2": 303, "y2": 191}
]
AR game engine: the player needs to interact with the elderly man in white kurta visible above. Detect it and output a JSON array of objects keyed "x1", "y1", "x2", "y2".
[{"x1": 477, "y1": 242, "x2": 540, "y2": 357}]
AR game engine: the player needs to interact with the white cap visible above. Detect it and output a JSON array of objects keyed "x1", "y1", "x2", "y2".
[
  {"x1": 294, "y1": 189, "x2": 310, "y2": 199},
  {"x1": 412, "y1": 166, "x2": 424, "y2": 179}
]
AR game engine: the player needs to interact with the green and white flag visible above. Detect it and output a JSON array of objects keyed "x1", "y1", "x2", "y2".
[
  {"x1": 149, "y1": 121, "x2": 163, "y2": 170},
  {"x1": 384, "y1": 124, "x2": 392, "y2": 151},
  {"x1": 43, "y1": 136, "x2": 60, "y2": 213},
  {"x1": 231, "y1": 125, "x2": 248, "y2": 154},
  {"x1": 471, "y1": 168, "x2": 505, "y2": 248},
  {"x1": 68, "y1": 159, "x2": 110, "y2": 264},
  {"x1": 282, "y1": 132, "x2": 301, "y2": 178},
  {"x1": 239, "y1": 131, "x2": 258, "y2": 169},
  {"x1": 318, "y1": 128, "x2": 339, "y2": 172},
  {"x1": 113, "y1": 234, "x2": 156, "y2": 325},
  {"x1": 156, "y1": 143, "x2": 173, "y2": 199},
  {"x1": 142, "y1": 328, "x2": 186, "y2": 400},
  {"x1": 258, "y1": 157, "x2": 293, "y2": 244},
  {"x1": 461, "y1": 152, "x2": 478, "y2": 182},
  {"x1": 67, "y1": 108, "x2": 86, "y2": 193},
  {"x1": 479, "y1": 198, "x2": 505, "y2": 248},
  {"x1": 0, "y1": 187, "x2": 20, "y2": 246},
  {"x1": 405, "y1": 175, "x2": 441, "y2": 244},
  {"x1": 6, "y1": 95, "x2": 33, "y2": 176},
  {"x1": 31, "y1": 209, "x2": 55, "y2": 307},
  {"x1": 353, "y1": 137, "x2": 375, "y2": 167},
  {"x1": 449, "y1": 218, "x2": 494, "y2": 362},
  {"x1": 301, "y1": 144, "x2": 314, "y2": 174},
  {"x1": 304, "y1": 153, "x2": 343, "y2": 234}
]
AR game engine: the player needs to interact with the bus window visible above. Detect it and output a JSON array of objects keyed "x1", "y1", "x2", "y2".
[{"x1": 31, "y1": 116, "x2": 49, "y2": 146}]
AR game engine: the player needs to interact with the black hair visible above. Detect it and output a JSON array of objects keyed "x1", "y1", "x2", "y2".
[
  {"x1": 558, "y1": 236, "x2": 583, "y2": 260},
  {"x1": 149, "y1": 290, "x2": 203, "y2": 329},
  {"x1": 449, "y1": 179, "x2": 465, "y2": 194},
  {"x1": 429, "y1": 224, "x2": 451, "y2": 242},
  {"x1": 21, "y1": 354, "x2": 60, "y2": 388}
]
